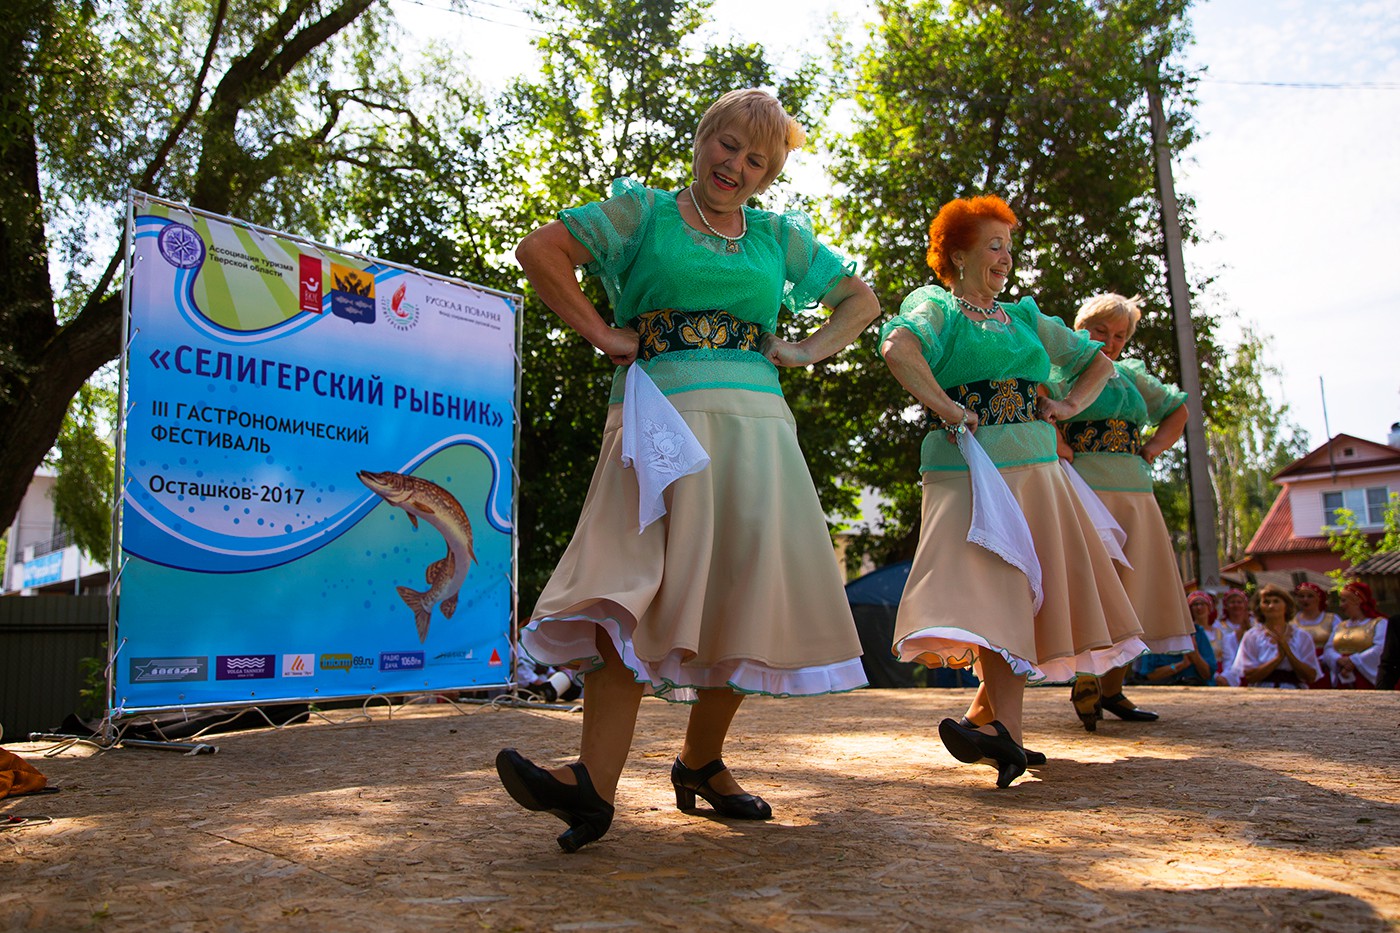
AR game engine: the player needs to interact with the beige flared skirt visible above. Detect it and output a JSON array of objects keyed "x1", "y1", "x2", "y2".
[
  {"x1": 1098, "y1": 489, "x2": 1195, "y2": 652},
  {"x1": 894, "y1": 461, "x2": 1147, "y2": 683},
  {"x1": 522, "y1": 388, "x2": 865, "y2": 702}
]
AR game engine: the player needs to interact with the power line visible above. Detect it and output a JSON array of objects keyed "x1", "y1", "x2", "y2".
[
  {"x1": 389, "y1": 2, "x2": 1400, "y2": 95},
  {"x1": 1201, "y1": 78, "x2": 1400, "y2": 91}
]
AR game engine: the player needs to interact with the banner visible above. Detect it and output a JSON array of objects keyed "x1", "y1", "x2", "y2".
[{"x1": 115, "y1": 192, "x2": 519, "y2": 712}]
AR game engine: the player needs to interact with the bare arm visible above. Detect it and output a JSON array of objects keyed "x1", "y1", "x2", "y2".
[
  {"x1": 880, "y1": 328, "x2": 980, "y2": 431},
  {"x1": 1054, "y1": 424, "x2": 1075, "y2": 462},
  {"x1": 1037, "y1": 351, "x2": 1114, "y2": 424},
  {"x1": 764, "y1": 275, "x2": 881, "y2": 368},
  {"x1": 515, "y1": 220, "x2": 639, "y2": 365},
  {"x1": 1141, "y1": 402, "x2": 1189, "y2": 464}
]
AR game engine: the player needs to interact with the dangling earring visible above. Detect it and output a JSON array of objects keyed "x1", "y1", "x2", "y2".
[{"x1": 957, "y1": 265, "x2": 964, "y2": 282}]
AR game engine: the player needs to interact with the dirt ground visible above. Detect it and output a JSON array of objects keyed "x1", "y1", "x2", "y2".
[{"x1": 2, "y1": 687, "x2": 1397, "y2": 932}]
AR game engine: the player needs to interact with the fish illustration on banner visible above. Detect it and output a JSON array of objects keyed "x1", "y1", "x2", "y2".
[{"x1": 358, "y1": 470, "x2": 477, "y2": 642}]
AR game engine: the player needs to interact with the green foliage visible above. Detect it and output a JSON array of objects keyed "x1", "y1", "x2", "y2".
[
  {"x1": 47, "y1": 380, "x2": 116, "y2": 564},
  {"x1": 824, "y1": 0, "x2": 1214, "y2": 563},
  {"x1": 0, "y1": 0, "x2": 395, "y2": 539},
  {"x1": 76, "y1": 641, "x2": 109, "y2": 720},
  {"x1": 342, "y1": 0, "x2": 819, "y2": 609},
  {"x1": 8, "y1": 0, "x2": 1276, "y2": 625},
  {"x1": 502, "y1": 0, "x2": 829, "y2": 608},
  {"x1": 1203, "y1": 326, "x2": 1309, "y2": 563},
  {"x1": 1325, "y1": 493, "x2": 1400, "y2": 585}
]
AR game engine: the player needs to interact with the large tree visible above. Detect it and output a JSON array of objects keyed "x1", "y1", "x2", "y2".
[
  {"x1": 1204, "y1": 327, "x2": 1309, "y2": 563},
  {"x1": 0, "y1": 0, "x2": 392, "y2": 538},
  {"x1": 819, "y1": 0, "x2": 1215, "y2": 563},
  {"x1": 342, "y1": 0, "x2": 820, "y2": 608},
  {"x1": 497, "y1": 0, "x2": 820, "y2": 607}
]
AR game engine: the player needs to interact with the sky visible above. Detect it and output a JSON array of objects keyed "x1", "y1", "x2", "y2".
[{"x1": 391, "y1": 0, "x2": 1400, "y2": 449}]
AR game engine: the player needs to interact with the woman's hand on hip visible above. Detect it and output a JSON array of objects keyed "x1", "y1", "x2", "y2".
[
  {"x1": 1036, "y1": 396, "x2": 1075, "y2": 425},
  {"x1": 762, "y1": 335, "x2": 813, "y2": 368},
  {"x1": 598, "y1": 327, "x2": 639, "y2": 365}
]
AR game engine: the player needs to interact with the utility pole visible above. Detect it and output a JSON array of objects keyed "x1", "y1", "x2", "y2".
[{"x1": 1147, "y1": 71, "x2": 1220, "y2": 590}]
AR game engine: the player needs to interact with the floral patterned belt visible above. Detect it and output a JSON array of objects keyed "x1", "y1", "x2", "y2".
[
  {"x1": 1064, "y1": 418, "x2": 1143, "y2": 455},
  {"x1": 632, "y1": 308, "x2": 766, "y2": 362},
  {"x1": 945, "y1": 378, "x2": 1039, "y2": 426}
]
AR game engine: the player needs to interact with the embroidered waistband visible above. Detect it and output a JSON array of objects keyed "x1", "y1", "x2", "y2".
[
  {"x1": 1064, "y1": 418, "x2": 1143, "y2": 455},
  {"x1": 633, "y1": 308, "x2": 766, "y2": 362},
  {"x1": 946, "y1": 378, "x2": 1039, "y2": 427}
]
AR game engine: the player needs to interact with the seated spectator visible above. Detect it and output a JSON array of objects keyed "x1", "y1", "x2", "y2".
[
  {"x1": 1293, "y1": 581, "x2": 1339, "y2": 688},
  {"x1": 1128, "y1": 590, "x2": 1217, "y2": 686},
  {"x1": 1219, "y1": 588, "x2": 1254, "y2": 648},
  {"x1": 1193, "y1": 591, "x2": 1239, "y2": 684},
  {"x1": 1321, "y1": 581, "x2": 1389, "y2": 690},
  {"x1": 1226, "y1": 583, "x2": 1320, "y2": 688},
  {"x1": 514, "y1": 656, "x2": 582, "y2": 703}
]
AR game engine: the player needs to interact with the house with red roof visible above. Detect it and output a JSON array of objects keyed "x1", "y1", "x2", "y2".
[{"x1": 1237, "y1": 426, "x2": 1400, "y2": 576}]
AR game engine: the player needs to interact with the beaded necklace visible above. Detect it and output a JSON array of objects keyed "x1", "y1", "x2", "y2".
[
  {"x1": 688, "y1": 185, "x2": 746, "y2": 253},
  {"x1": 952, "y1": 292, "x2": 1008, "y2": 323}
]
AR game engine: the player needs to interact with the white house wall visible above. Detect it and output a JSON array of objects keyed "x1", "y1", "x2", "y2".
[{"x1": 1287, "y1": 468, "x2": 1400, "y2": 538}]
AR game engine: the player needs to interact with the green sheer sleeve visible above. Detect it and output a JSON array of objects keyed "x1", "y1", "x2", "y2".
[
  {"x1": 879, "y1": 286, "x2": 950, "y2": 364},
  {"x1": 777, "y1": 211, "x2": 858, "y2": 312},
  {"x1": 1024, "y1": 298, "x2": 1104, "y2": 384},
  {"x1": 557, "y1": 177, "x2": 656, "y2": 308},
  {"x1": 1121, "y1": 358, "x2": 1187, "y2": 426}
]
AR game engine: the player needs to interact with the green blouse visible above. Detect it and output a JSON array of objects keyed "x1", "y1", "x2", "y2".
[
  {"x1": 558, "y1": 177, "x2": 856, "y2": 401},
  {"x1": 881, "y1": 285, "x2": 1103, "y2": 472},
  {"x1": 1061, "y1": 358, "x2": 1187, "y2": 493}
]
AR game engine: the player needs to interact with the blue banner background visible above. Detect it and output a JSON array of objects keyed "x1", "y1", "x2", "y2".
[{"x1": 117, "y1": 196, "x2": 518, "y2": 711}]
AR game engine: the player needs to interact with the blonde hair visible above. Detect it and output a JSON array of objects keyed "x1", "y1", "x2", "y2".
[
  {"x1": 693, "y1": 89, "x2": 806, "y2": 191},
  {"x1": 1074, "y1": 292, "x2": 1144, "y2": 338}
]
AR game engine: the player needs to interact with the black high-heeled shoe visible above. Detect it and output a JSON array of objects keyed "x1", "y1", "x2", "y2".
[
  {"x1": 938, "y1": 718, "x2": 1027, "y2": 788},
  {"x1": 960, "y1": 718, "x2": 1045, "y2": 766},
  {"x1": 495, "y1": 748, "x2": 614, "y2": 853},
  {"x1": 1070, "y1": 676, "x2": 1102, "y2": 732},
  {"x1": 671, "y1": 757, "x2": 773, "y2": 820},
  {"x1": 1100, "y1": 692, "x2": 1159, "y2": 722}
]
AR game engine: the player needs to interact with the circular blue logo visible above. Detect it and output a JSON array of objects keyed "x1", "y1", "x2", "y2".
[{"x1": 157, "y1": 223, "x2": 206, "y2": 270}]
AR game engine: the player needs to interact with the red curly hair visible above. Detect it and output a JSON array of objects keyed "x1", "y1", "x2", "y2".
[{"x1": 926, "y1": 195, "x2": 1019, "y2": 286}]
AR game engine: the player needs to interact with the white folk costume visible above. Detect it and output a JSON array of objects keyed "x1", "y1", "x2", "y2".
[
  {"x1": 1226, "y1": 623, "x2": 1321, "y2": 688},
  {"x1": 1321, "y1": 617, "x2": 1388, "y2": 689}
]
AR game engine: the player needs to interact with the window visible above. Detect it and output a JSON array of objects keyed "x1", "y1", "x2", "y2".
[
  {"x1": 1324, "y1": 486, "x2": 1391, "y2": 528},
  {"x1": 1366, "y1": 487, "x2": 1390, "y2": 525}
]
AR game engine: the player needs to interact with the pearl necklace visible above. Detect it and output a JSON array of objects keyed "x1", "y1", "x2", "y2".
[
  {"x1": 953, "y1": 293, "x2": 1004, "y2": 319},
  {"x1": 688, "y1": 185, "x2": 746, "y2": 253}
]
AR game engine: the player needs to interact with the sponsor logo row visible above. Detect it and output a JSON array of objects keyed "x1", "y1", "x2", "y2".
[{"x1": 128, "y1": 649, "x2": 503, "y2": 684}]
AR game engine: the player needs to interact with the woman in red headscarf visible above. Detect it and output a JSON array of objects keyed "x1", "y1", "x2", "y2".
[
  {"x1": 1321, "y1": 582, "x2": 1389, "y2": 689},
  {"x1": 1192, "y1": 591, "x2": 1235, "y2": 683},
  {"x1": 1293, "y1": 581, "x2": 1339, "y2": 688}
]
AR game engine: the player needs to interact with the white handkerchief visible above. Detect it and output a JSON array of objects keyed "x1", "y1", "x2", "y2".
[
  {"x1": 620, "y1": 364, "x2": 711, "y2": 532},
  {"x1": 957, "y1": 430, "x2": 1043, "y2": 613},
  {"x1": 1058, "y1": 458, "x2": 1132, "y2": 568}
]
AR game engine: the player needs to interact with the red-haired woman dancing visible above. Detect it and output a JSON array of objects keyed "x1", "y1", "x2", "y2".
[{"x1": 880, "y1": 195, "x2": 1146, "y2": 787}]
